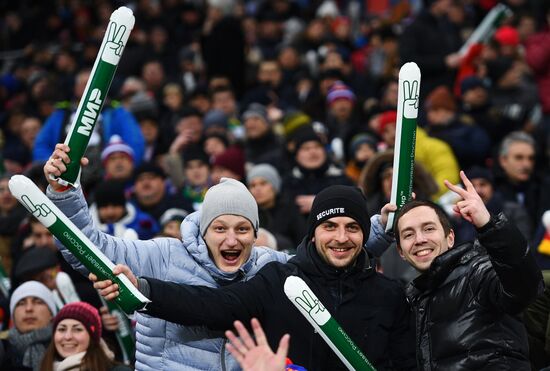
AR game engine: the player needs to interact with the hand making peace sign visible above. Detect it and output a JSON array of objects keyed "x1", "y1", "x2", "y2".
[{"x1": 444, "y1": 171, "x2": 492, "y2": 228}]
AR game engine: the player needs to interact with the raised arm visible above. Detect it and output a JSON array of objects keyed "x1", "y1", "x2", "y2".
[
  {"x1": 93, "y1": 264, "x2": 268, "y2": 330},
  {"x1": 365, "y1": 204, "x2": 397, "y2": 257},
  {"x1": 445, "y1": 171, "x2": 543, "y2": 313},
  {"x1": 44, "y1": 144, "x2": 172, "y2": 277}
]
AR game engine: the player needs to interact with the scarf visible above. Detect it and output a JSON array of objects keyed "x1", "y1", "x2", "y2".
[
  {"x1": 52, "y1": 339, "x2": 115, "y2": 371},
  {"x1": 53, "y1": 351, "x2": 85, "y2": 371},
  {"x1": 9, "y1": 324, "x2": 52, "y2": 371}
]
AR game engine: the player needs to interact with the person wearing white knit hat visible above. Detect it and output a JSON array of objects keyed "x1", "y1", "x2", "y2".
[
  {"x1": 3, "y1": 281, "x2": 57, "y2": 370},
  {"x1": 10, "y1": 281, "x2": 57, "y2": 327},
  {"x1": 100, "y1": 135, "x2": 135, "y2": 181}
]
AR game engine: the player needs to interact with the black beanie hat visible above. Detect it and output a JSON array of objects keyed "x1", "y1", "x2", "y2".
[
  {"x1": 307, "y1": 185, "x2": 371, "y2": 245},
  {"x1": 292, "y1": 126, "x2": 324, "y2": 154},
  {"x1": 13, "y1": 247, "x2": 59, "y2": 281},
  {"x1": 183, "y1": 144, "x2": 209, "y2": 166},
  {"x1": 133, "y1": 162, "x2": 166, "y2": 180},
  {"x1": 94, "y1": 180, "x2": 126, "y2": 208}
]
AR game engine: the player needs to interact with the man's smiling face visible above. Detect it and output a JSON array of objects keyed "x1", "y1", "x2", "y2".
[
  {"x1": 396, "y1": 206, "x2": 455, "y2": 272},
  {"x1": 313, "y1": 216, "x2": 363, "y2": 269}
]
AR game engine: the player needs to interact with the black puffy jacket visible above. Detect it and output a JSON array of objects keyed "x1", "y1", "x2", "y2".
[
  {"x1": 144, "y1": 240, "x2": 417, "y2": 370},
  {"x1": 406, "y1": 213, "x2": 543, "y2": 370}
]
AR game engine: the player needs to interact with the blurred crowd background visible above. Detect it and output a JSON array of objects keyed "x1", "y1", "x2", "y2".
[{"x1": 0, "y1": 0, "x2": 550, "y2": 366}]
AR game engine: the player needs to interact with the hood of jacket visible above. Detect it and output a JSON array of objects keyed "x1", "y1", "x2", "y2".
[{"x1": 181, "y1": 210, "x2": 287, "y2": 284}]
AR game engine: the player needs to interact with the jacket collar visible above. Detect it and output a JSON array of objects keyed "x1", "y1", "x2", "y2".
[{"x1": 408, "y1": 242, "x2": 483, "y2": 295}]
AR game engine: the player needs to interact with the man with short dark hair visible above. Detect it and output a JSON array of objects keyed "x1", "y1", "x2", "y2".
[
  {"x1": 95, "y1": 185, "x2": 416, "y2": 370},
  {"x1": 394, "y1": 170, "x2": 543, "y2": 370},
  {"x1": 130, "y1": 162, "x2": 193, "y2": 222}
]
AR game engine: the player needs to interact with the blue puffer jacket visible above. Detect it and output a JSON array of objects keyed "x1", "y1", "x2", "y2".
[
  {"x1": 47, "y1": 186, "x2": 392, "y2": 371},
  {"x1": 33, "y1": 105, "x2": 145, "y2": 165},
  {"x1": 89, "y1": 202, "x2": 160, "y2": 240}
]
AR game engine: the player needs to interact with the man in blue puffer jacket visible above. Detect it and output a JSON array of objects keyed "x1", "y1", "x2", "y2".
[
  {"x1": 33, "y1": 70, "x2": 145, "y2": 190},
  {"x1": 33, "y1": 70, "x2": 145, "y2": 165},
  {"x1": 43, "y1": 143, "x2": 394, "y2": 371}
]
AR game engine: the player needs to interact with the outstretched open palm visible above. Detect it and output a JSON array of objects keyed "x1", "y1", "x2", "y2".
[{"x1": 226, "y1": 318, "x2": 289, "y2": 371}]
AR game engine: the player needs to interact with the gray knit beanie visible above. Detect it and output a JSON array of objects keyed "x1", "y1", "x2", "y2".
[
  {"x1": 10, "y1": 281, "x2": 57, "y2": 318},
  {"x1": 246, "y1": 164, "x2": 282, "y2": 194},
  {"x1": 200, "y1": 178, "x2": 259, "y2": 236}
]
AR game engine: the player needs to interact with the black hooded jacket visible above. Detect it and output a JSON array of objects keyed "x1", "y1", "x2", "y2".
[
  {"x1": 143, "y1": 240, "x2": 416, "y2": 370},
  {"x1": 406, "y1": 213, "x2": 543, "y2": 370}
]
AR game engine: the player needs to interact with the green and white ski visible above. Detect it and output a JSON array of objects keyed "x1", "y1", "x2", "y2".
[
  {"x1": 0, "y1": 258, "x2": 10, "y2": 299},
  {"x1": 54, "y1": 7, "x2": 135, "y2": 187},
  {"x1": 386, "y1": 62, "x2": 421, "y2": 232},
  {"x1": 99, "y1": 295, "x2": 135, "y2": 364},
  {"x1": 8, "y1": 175, "x2": 149, "y2": 314},
  {"x1": 458, "y1": 4, "x2": 512, "y2": 57},
  {"x1": 284, "y1": 276, "x2": 376, "y2": 371}
]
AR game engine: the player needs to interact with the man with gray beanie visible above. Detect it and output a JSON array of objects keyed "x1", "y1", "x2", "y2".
[
  {"x1": 247, "y1": 163, "x2": 307, "y2": 250},
  {"x1": 45, "y1": 143, "x2": 288, "y2": 370},
  {"x1": 1, "y1": 281, "x2": 57, "y2": 370},
  {"x1": 95, "y1": 185, "x2": 415, "y2": 370}
]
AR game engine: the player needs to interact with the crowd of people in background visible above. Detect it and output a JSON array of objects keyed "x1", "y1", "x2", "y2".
[{"x1": 1, "y1": 0, "x2": 550, "y2": 369}]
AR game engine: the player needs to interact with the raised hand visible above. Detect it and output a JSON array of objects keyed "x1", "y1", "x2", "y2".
[
  {"x1": 225, "y1": 318, "x2": 289, "y2": 371},
  {"x1": 44, "y1": 143, "x2": 88, "y2": 191},
  {"x1": 444, "y1": 171, "x2": 491, "y2": 228},
  {"x1": 89, "y1": 264, "x2": 138, "y2": 300},
  {"x1": 380, "y1": 203, "x2": 398, "y2": 230},
  {"x1": 402, "y1": 80, "x2": 419, "y2": 119}
]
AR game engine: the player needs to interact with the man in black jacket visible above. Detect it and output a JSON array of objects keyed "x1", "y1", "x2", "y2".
[
  {"x1": 96, "y1": 185, "x2": 416, "y2": 370},
  {"x1": 394, "y1": 170, "x2": 543, "y2": 370}
]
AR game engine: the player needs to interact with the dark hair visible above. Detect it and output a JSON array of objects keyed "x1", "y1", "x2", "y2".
[
  {"x1": 393, "y1": 200, "x2": 452, "y2": 246},
  {"x1": 209, "y1": 85, "x2": 234, "y2": 99},
  {"x1": 179, "y1": 106, "x2": 202, "y2": 119},
  {"x1": 40, "y1": 332, "x2": 117, "y2": 371},
  {"x1": 28, "y1": 215, "x2": 42, "y2": 226}
]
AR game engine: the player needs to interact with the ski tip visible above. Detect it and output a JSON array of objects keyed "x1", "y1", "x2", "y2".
[
  {"x1": 111, "y1": 6, "x2": 136, "y2": 25},
  {"x1": 8, "y1": 174, "x2": 32, "y2": 197},
  {"x1": 284, "y1": 275, "x2": 307, "y2": 297},
  {"x1": 399, "y1": 62, "x2": 421, "y2": 79}
]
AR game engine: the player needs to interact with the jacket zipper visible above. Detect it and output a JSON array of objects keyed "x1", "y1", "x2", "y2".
[{"x1": 221, "y1": 338, "x2": 227, "y2": 371}]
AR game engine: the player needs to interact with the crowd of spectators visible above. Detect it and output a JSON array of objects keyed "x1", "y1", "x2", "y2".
[{"x1": 1, "y1": 0, "x2": 550, "y2": 368}]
